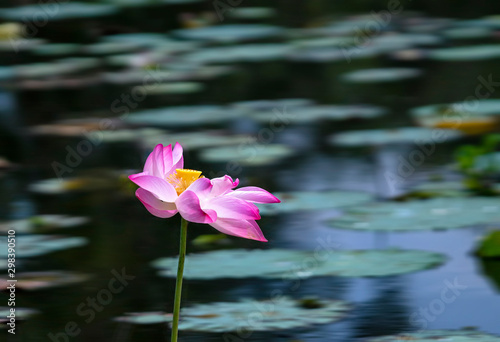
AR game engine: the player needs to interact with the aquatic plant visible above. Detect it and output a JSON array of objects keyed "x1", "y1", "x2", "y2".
[{"x1": 129, "y1": 142, "x2": 280, "y2": 342}]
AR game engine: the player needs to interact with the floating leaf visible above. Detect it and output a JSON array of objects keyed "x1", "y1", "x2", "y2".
[
  {"x1": 0, "y1": 215, "x2": 89, "y2": 234},
  {"x1": 153, "y1": 248, "x2": 445, "y2": 280},
  {"x1": 0, "y1": 271, "x2": 90, "y2": 291},
  {"x1": 476, "y1": 230, "x2": 500, "y2": 258},
  {"x1": 257, "y1": 191, "x2": 372, "y2": 216},
  {"x1": 178, "y1": 297, "x2": 350, "y2": 332},
  {"x1": 368, "y1": 329, "x2": 500, "y2": 342},
  {"x1": 329, "y1": 197, "x2": 500, "y2": 231},
  {"x1": 192, "y1": 234, "x2": 231, "y2": 247},
  {"x1": 0, "y1": 3, "x2": 117, "y2": 21},
  {"x1": 429, "y1": 45, "x2": 500, "y2": 61},
  {"x1": 198, "y1": 144, "x2": 294, "y2": 166},
  {"x1": 328, "y1": 127, "x2": 462, "y2": 147},
  {"x1": 0, "y1": 235, "x2": 88, "y2": 258},
  {"x1": 340, "y1": 68, "x2": 422, "y2": 84},
  {"x1": 125, "y1": 106, "x2": 245, "y2": 127},
  {"x1": 251, "y1": 105, "x2": 386, "y2": 124},
  {"x1": 171, "y1": 24, "x2": 285, "y2": 43},
  {"x1": 114, "y1": 312, "x2": 173, "y2": 325}
]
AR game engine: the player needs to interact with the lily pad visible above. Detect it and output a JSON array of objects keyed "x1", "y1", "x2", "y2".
[
  {"x1": 198, "y1": 144, "x2": 294, "y2": 166},
  {"x1": 340, "y1": 68, "x2": 422, "y2": 84},
  {"x1": 328, "y1": 127, "x2": 462, "y2": 147},
  {"x1": 0, "y1": 307, "x2": 38, "y2": 323},
  {"x1": 257, "y1": 191, "x2": 372, "y2": 216},
  {"x1": 476, "y1": 230, "x2": 500, "y2": 258},
  {"x1": 171, "y1": 24, "x2": 285, "y2": 43},
  {"x1": 428, "y1": 45, "x2": 500, "y2": 61},
  {"x1": 0, "y1": 3, "x2": 117, "y2": 21},
  {"x1": 153, "y1": 248, "x2": 445, "y2": 280},
  {"x1": 142, "y1": 131, "x2": 250, "y2": 151},
  {"x1": 231, "y1": 98, "x2": 314, "y2": 112},
  {"x1": 401, "y1": 181, "x2": 469, "y2": 199},
  {"x1": 178, "y1": 297, "x2": 350, "y2": 332},
  {"x1": 368, "y1": 330, "x2": 500, "y2": 342},
  {"x1": 183, "y1": 44, "x2": 293, "y2": 64},
  {"x1": 28, "y1": 177, "x2": 117, "y2": 194},
  {"x1": 227, "y1": 7, "x2": 276, "y2": 20},
  {"x1": 0, "y1": 215, "x2": 90, "y2": 234},
  {"x1": 329, "y1": 197, "x2": 500, "y2": 231},
  {"x1": 114, "y1": 312, "x2": 172, "y2": 325},
  {"x1": 410, "y1": 100, "x2": 500, "y2": 134},
  {"x1": 474, "y1": 152, "x2": 500, "y2": 173},
  {"x1": 0, "y1": 271, "x2": 90, "y2": 291},
  {"x1": 0, "y1": 235, "x2": 88, "y2": 258},
  {"x1": 252, "y1": 105, "x2": 386, "y2": 124},
  {"x1": 125, "y1": 106, "x2": 245, "y2": 128}
]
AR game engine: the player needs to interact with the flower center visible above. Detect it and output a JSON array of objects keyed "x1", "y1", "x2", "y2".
[{"x1": 167, "y1": 169, "x2": 203, "y2": 195}]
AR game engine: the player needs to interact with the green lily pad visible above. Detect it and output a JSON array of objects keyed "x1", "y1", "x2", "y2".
[
  {"x1": 153, "y1": 248, "x2": 445, "y2": 279},
  {"x1": 474, "y1": 152, "x2": 500, "y2": 173},
  {"x1": 0, "y1": 271, "x2": 90, "y2": 291},
  {"x1": 83, "y1": 41, "x2": 142, "y2": 56},
  {"x1": 227, "y1": 7, "x2": 276, "y2": 20},
  {"x1": 28, "y1": 177, "x2": 116, "y2": 194},
  {"x1": 125, "y1": 106, "x2": 245, "y2": 127},
  {"x1": 368, "y1": 330, "x2": 500, "y2": 342},
  {"x1": 0, "y1": 235, "x2": 88, "y2": 258},
  {"x1": 198, "y1": 144, "x2": 294, "y2": 166},
  {"x1": 258, "y1": 191, "x2": 372, "y2": 216},
  {"x1": 410, "y1": 100, "x2": 500, "y2": 132},
  {"x1": 328, "y1": 127, "x2": 462, "y2": 147},
  {"x1": 178, "y1": 297, "x2": 350, "y2": 332},
  {"x1": 329, "y1": 197, "x2": 500, "y2": 231},
  {"x1": 0, "y1": 307, "x2": 38, "y2": 323},
  {"x1": 16, "y1": 58, "x2": 99, "y2": 79},
  {"x1": 105, "y1": 0, "x2": 202, "y2": 7},
  {"x1": 184, "y1": 44, "x2": 293, "y2": 64},
  {"x1": 0, "y1": 3, "x2": 117, "y2": 21},
  {"x1": 142, "y1": 131, "x2": 250, "y2": 151},
  {"x1": 252, "y1": 105, "x2": 386, "y2": 124},
  {"x1": 0, "y1": 215, "x2": 89, "y2": 234},
  {"x1": 31, "y1": 43, "x2": 82, "y2": 57},
  {"x1": 114, "y1": 312, "x2": 172, "y2": 325},
  {"x1": 401, "y1": 181, "x2": 470, "y2": 199},
  {"x1": 172, "y1": 24, "x2": 285, "y2": 43},
  {"x1": 341, "y1": 68, "x2": 422, "y2": 84},
  {"x1": 428, "y1": 45, "x2": 500, "y2": 61},
  {"x1": 135, "y1": 82, "x2": 204, "y2": 95},
  {"x1": 476, "y1": 230, "x2": 500, "y2": 258},
  {"x1": 231, "y1": 98, "x2": 314, "y2": 111},
  {"x1": 443, "y1": 26, "x2": 493, "y2": 40}
]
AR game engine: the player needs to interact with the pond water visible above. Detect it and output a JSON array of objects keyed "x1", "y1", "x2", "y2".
[{"x1": 0, "y1": 1, "x2": 500, "y2": 341}]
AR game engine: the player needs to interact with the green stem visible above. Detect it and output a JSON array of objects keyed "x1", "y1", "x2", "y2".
[{"x1": 171, "y1": 218, "x2": 188, "y2": 342}]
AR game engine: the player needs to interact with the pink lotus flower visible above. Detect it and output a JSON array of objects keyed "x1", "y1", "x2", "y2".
[{"x1": 129, "y1": 143, "x2": 280, "y2": 241}]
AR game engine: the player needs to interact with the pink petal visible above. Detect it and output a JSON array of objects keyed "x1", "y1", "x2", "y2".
[
  {"x1": 227, "y1": 187, "x2": 280, "y2": 203},
  {"x1": 203, "y1": 196, "x2": 260, "y2": 220},
  {"x1": 143, "y1": 144, "x2": 163, "y2": 176},
  {"x1": 136, "y1": 189, "x2": 177, "y2": 218},
  {"x1": 210, "y1": 175, "x2": 239, "y2": 197},
  {"x1": 172, "y1": 142, "x2": 184, "y2": 171},
  {"x1": 176, "y1": 190, "x2": 217, "y2": 224},
  {"x1": 210, "y1": 219, "x2": 267, "y2": 242},
  {"x1": 129, "y1": 174, "x2": 178, "y2": 202},
  {"x1": 186, "y1": 178, "x2": 213, "y2": 200}
]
